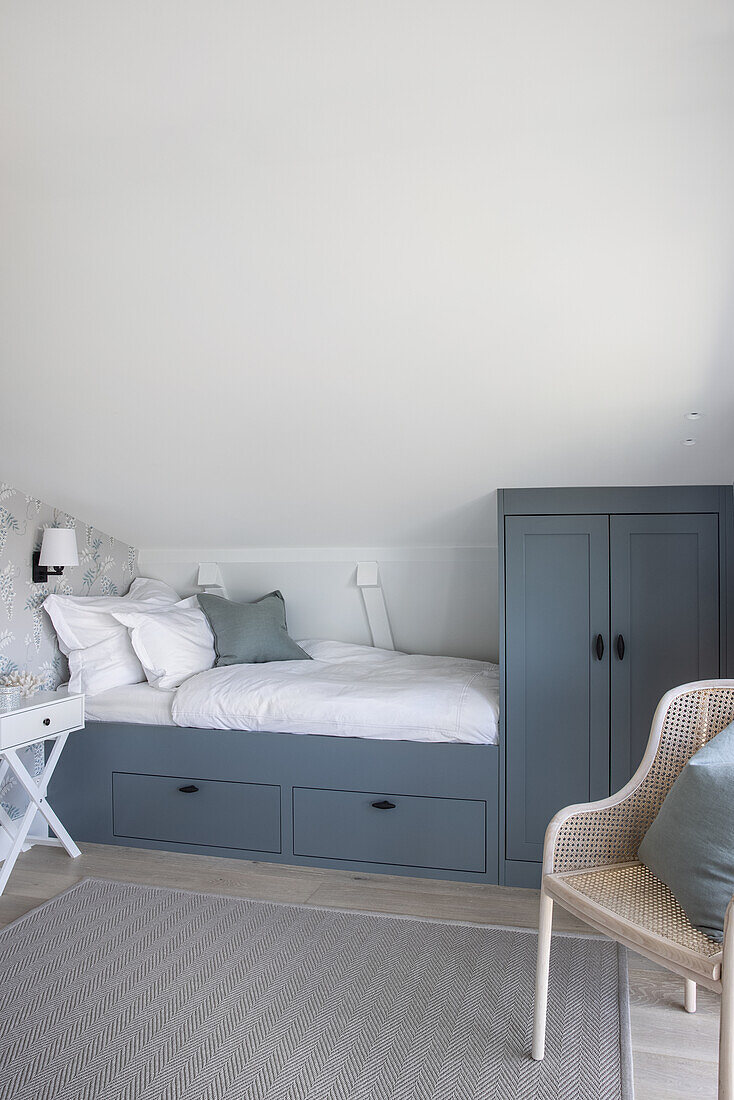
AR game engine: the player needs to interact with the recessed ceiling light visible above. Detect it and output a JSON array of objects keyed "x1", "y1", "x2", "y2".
[
  {"x1": 682, "y1": 438, "x2": 697, "y2": 446},
  {"x1": 685, "y1": 411, "x2": 702, "y2": 420}
]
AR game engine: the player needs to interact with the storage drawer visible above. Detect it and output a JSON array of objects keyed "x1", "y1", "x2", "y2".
[
  {"x1": 293, "y1": 787, "x2": 486, "y2": 872},
  {"x1": 0, "y1": 694, "x2": 84, "y2": 750},
  {"x1": 113, "y1": 772, "x2": 281, "y2": 853}
]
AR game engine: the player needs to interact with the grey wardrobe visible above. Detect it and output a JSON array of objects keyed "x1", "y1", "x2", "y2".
[{"x1": 498, "y1": 486, "x2": 734, "y2": 888}]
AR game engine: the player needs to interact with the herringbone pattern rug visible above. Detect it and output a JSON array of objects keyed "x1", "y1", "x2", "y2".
[{"x1": 0, "y1": 878, "x2": 632, "y2": 1099}]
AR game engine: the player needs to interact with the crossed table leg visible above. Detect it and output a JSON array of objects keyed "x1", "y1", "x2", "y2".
[{"x1": 0, "y1": 732, "x2": 80, "y2": 895}]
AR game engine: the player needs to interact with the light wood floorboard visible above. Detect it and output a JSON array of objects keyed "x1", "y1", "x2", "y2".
[{"x1": 0, "y1": 842, "x2": 719, "y2": 1099}]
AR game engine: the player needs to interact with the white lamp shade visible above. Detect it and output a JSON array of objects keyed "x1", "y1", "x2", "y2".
[{"x1": 39, "y1": 528, "x2": 79, "y2": 568}]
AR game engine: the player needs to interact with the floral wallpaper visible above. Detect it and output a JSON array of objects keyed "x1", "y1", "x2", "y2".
[
  {"x1": 0, "y1": 481, "x2": 137, "y2": 688},
  {"x1": 0, "y1": 479, "x2": 137, "y2": 829}
]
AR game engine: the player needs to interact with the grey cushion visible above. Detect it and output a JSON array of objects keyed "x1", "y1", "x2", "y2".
[
  {"x1": 197, "y1": 591, "x2": 311, "y2": 666},
  {"x1": 638, "y1": 719, "x2": 734, "y2": 941}
]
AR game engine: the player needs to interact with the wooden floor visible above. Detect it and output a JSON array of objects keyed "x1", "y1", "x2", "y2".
[{"x1": 0, "y1": 842, "x2": 719, "y2": 1100}]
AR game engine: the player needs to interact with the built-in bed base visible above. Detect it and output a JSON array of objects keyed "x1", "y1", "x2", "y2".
[{"x1": 48, "y1": 722, "x2": 499, "y2": 884}]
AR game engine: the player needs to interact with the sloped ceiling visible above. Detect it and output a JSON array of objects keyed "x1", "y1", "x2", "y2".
[{"x1": 1, "y1": 1, "x2": 733, "y2": 549}]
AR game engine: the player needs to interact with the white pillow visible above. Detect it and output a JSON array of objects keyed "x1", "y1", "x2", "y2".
[
  {"x1": 44, "y1": 577, "x2": 180, "y2": 694},
  {"x1": 112, "y1": 597, "x2": 216, "y2": 690},
  {"x1": 67, "y1": 634, "x2": 149, "y2": 697},
  {"x1": 44, "y1": 577, "x2": 179, "y2": 652}
]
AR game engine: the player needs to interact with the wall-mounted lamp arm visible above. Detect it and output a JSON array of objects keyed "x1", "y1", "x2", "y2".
[{"x1": 32, "y1": 552, "x2": 65, "y2": 585}]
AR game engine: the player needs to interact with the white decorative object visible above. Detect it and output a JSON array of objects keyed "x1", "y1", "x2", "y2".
[
  {"x1": 0, "y1": 690, "x2": 85, "y2": 896},
  {"x1": 1, "y1": 670, "x2": 44, "y2": 698}
]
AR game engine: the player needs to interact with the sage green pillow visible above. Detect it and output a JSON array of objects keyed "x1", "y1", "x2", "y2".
[
  {"x1": 638, "y1": 720, "x2": 734, "y2": 942},
  {"x1": 197, "y1": 591, "x2": 311, "y2": 666}
]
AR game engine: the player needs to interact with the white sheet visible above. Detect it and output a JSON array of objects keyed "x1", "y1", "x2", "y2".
[
  {"x1": 171, "y1": 639, "x2": 499, "y2": 745},
  {"x1": 85, "y1": 683, "x2": 174, "y2": 725}
]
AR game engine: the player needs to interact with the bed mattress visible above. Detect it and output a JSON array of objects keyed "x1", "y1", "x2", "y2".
[{"x1": 86, "y1": 639, "x2": 500, "y2": 745}]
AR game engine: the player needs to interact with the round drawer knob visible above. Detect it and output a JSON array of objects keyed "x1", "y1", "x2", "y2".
[{"x1": 42, "y1": 718, "x2": 51, "y2": 727}]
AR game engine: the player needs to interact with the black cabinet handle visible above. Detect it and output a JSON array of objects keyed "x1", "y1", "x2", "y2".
[
  {"x1": 42, "y1": 717, "x2": 51, "y2": 726},
  {"x1": 371, "y1": 799, "x2": 396, "y2": 810},
  {"x1": 616, "y1": 634, "x2": 625, "y2": 661},
  {"x1": 595, "y1": 634, "x2": 604, "y2": 660},
  {"x1": 178, "y1": 784, "x2": 199, "y2": 794}
]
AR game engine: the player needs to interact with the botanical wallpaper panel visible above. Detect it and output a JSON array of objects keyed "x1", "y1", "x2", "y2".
[
  {"x1": 0, "y1": 479, "x2": 137, "y2": 829},
  {"x1": 0, "y1": 480, "x2": 137, "y2": 688}
]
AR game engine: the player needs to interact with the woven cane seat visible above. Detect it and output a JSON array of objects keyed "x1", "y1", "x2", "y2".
[{"x1": 546, "y1": 861, "x2": 723, "y2": 982}]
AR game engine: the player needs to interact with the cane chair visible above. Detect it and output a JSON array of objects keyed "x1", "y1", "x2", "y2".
[{"x1": 532, "y1": 680, "x2": 734, "y2": 1099}]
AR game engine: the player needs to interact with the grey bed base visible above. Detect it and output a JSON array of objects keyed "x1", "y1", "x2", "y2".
[{"x1": 48, "y1": 722, "x2": 500, "y2": 884}]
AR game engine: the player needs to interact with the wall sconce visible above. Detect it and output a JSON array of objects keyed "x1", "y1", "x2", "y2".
[
  {"x1": 197, "y1": 562, "x2": 229, "y2": 599},
  {"x1": 32, "y1": 528, "x2": 79, "y2": 584}
]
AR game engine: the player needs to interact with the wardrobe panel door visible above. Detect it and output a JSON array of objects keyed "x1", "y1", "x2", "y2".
[
  {"x1": 505, "y1": 515, "x2": 610, "y2": 864},
  {"x1": 610, "y1": 513, "x2": 720, "y2": 791}
]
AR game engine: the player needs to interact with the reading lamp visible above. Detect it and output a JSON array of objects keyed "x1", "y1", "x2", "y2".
[
  {"x1": 197, "y1": 562, "x2": 229, "y2": 599},
  {"x1": 32, "y1": 528, "x2": 79, "y2": 584}
]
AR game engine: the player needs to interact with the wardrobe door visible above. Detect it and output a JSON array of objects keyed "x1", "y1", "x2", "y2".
[
  {"x1": 505, "y1": 515, "x2": 610, "y2": 864},
  {"x1": 610, "y1": 513, "x2": 720, "y2": 791}
]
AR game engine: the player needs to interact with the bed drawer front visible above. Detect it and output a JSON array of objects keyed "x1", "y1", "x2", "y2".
[
  {"x1": 293, "y1": 787, "x2": 486, "y2": 872},
  {"x1": 113, "y1": 772, "x2": 281, "y2": 853}
]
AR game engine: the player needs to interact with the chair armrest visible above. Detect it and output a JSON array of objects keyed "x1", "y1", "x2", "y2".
[{"x1": 542, "y1": 785, "x2": 647, "y2": 876}]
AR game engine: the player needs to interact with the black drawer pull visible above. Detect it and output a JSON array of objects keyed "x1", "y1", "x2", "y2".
[
  {"x1": 594, "y1": 634, "x2": 604, "y2": 661},
  {"x1": 371, "y1": 799, "x2": 396, "y2": 810},
  {"x1": 616, "y1": 634, "x2": 626, "y2": 660},
  {"x1": 42, "y1": 717, "x2": 51, "y2": 726},
  {"x1": 178, "y1": 784, "x2": 199, "y2": 794}
]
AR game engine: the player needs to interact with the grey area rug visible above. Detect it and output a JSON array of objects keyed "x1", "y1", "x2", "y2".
[{"x1": 0, "y1": 878, "x2": 632, "y2": 1100}]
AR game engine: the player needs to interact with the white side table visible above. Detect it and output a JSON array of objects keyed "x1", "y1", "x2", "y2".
[{"x1": 0, "y1": 690, "x2": 85, "y2": 895}]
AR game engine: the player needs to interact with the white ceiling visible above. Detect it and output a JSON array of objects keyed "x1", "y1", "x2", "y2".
[{"x1": 1, "y1": 1, "x2": 733, "y2": 549}]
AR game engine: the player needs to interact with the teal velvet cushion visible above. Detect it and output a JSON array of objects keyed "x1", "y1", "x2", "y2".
[
  {"x1": 638, "y1": 720, "x2": 734, "y2": 941},
  {"x1": 197, "y1": 591, "x2": 311, "y2": 666}
]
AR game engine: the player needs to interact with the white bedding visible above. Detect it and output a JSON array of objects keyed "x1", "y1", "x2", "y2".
[
  {"x1": 86, "y1": 683, "x2": 174, "y2": 725},
  {"x1": 171, "y1": 640, "x2": 499, "y2": 745}
]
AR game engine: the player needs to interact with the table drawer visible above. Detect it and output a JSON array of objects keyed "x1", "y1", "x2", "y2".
[
  {"x1": 0, "y1": 694, "x2": 84, "y2": 749},
  {"x1": 113, "y1": 772, "x2": 281, "y2": 853},
  {"x1": 293, "y1": 787, "x2": 486, "y2": 872}
]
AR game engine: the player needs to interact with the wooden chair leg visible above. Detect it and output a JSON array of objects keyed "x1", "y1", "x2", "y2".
[
  {"x1": 721, "y1": 974, "x2": 734, "y2": 1099},
  {"x1": 532, "y1": 886, "x2": 553, "y2": 1060},
  {"x1": 685, "y1": 979, "x2": 696, "y2": 1014}
]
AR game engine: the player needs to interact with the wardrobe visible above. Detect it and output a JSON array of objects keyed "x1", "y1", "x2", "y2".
[{"x1": 498, "y1": 486, "x2": 734, "y2": 888}]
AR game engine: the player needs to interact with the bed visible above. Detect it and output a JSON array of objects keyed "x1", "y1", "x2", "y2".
[
  {"x1": 86, "y1": 640, "x2": 500, "y2": 744},
  {"x1": 48, "y1": 640, "x2": 501, "y2": 884}
]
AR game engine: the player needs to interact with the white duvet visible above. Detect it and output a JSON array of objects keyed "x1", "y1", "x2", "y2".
[{"x1": 171, "y1": 639, "x2": 500, "y2": 745}]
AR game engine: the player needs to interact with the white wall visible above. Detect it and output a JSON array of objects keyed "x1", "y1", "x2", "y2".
[
  {"x1": 2, "y1": 1, "x2": 734, "y2": 554},
  {"x1": 139, "y1": 547, "x2": 498, "y2": 661},
  {"x1": 2, "y1": 2, "x2": 733, "y2": 655}
]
